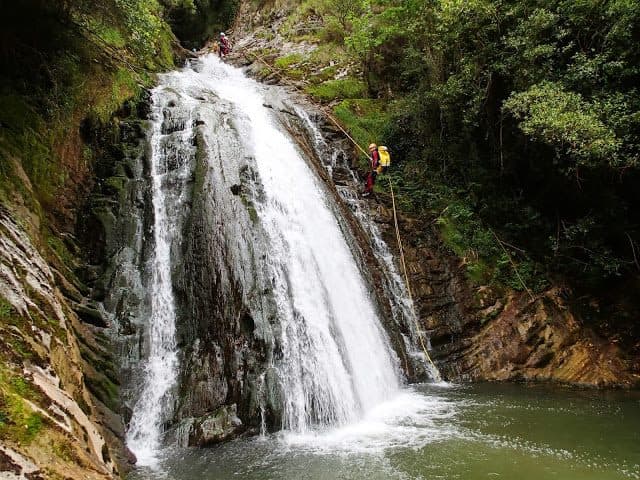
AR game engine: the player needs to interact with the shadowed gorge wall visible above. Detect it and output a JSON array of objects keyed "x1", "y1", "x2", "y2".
[
  {"x1": 0, "y1": 0, "x2": 178, "y2": 476},
  {"x1": 161, "y1": 0, "x2": 240, "y2": 48}
]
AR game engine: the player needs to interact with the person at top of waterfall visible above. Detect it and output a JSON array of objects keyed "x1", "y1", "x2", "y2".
[
  {"x1": 363, "y1": 143, "x2": 388, "y2": 197},
  {"x1": 219, "y1": 32, "x2": 231, "y2": 58}
]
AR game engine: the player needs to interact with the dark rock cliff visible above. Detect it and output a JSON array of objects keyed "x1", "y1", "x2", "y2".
[
  {"x1": 90, "y1": 84, "x2": 283, "y2": 447},
  {"x1": 172, "y1": 96, "x2": 281, "y2": 441},
  {"x1": 0, "y1": 0, "x2": 179, "y2": 476}
]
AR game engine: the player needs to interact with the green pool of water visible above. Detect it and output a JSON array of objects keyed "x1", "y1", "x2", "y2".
[{"x1": 130, "y1": 383, "x2": 640, "y2": 479}]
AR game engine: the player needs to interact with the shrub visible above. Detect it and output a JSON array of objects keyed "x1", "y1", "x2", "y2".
[{"x1": 306, "y1": 78, "x2": 367, "y2": 101}]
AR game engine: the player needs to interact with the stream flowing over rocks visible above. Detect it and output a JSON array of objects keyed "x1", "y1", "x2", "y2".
[
  {"x1": 81, "y1": 47, "x2": 639, "y2": 478},
  {"x1": 96, "y1": 55, "x2": 441, "y2": 465}
]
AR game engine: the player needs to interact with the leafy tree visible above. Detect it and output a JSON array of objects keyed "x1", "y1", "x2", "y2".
[
  {"x1": 504, "y1": 81, "x2": 620, "y2": 169},
  {"x1": 324, "y1": 0, "x2": 368, "y2": 32},
  {"x1": 338, "y1": 0, "x2": 640, "y2": 289}
]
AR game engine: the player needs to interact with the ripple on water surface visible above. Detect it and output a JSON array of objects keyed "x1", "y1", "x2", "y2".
[{"x1": 129, "y1": 384, "x2": 640, "y2": 480}]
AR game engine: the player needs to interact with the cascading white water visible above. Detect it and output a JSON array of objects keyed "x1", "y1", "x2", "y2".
[
  {"x1": 128, "y1": 54, "x2": 406, "y2": 463},
  {"x1": 126, "y1": 87, "x2": 197, "y2": 465},
  {"x1": 195, "y1": 56, "x2": 402, "y2": 430},
  {"x1": 294, "y1": 107, "x2": 442, "y2": 382}
]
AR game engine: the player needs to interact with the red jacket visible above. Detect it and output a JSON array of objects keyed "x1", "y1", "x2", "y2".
[
  {"x1": 220, "y1": 37, "x2": 230, "y2": 51},
  {"x1": 370, "y1": 149, "x2": 380, "y2": 170}
]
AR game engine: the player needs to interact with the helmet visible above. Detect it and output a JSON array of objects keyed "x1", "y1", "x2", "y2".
[
  {"x1": 368, "y1": 143, "x2": 377, "y2": 151},
  {"x1": 220, "y1": 32, "x2": 226, "y2": 37}
]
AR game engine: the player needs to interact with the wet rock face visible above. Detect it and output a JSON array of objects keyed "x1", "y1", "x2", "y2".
[
  {"x1": 454, "y1": 290, "x2": 639, "y2": 386},
  {"x1": 0, "y1": 206, "x2": 119, "y2": 478},
  {"x1": 173, "y1": 95, "x2": 280, "y2": 433},
  {"x1": 80, "y1": 100, "x2": 154, "y2": 407},
  {"x1": 377, "y1": 221, "x2": 478, "y2": 375},
  {"x1": 76, "y1": 98, "x2": 156, "y2": 473},
  {"x1": 378, "y1": 219, "x2": 640, "y2": 387},
  {"x1": 92, "y1": 83, "x2": 281, "y2": 444},
  {"x1": 0, "y1": 446, "x2": 45, "y2": 480}
]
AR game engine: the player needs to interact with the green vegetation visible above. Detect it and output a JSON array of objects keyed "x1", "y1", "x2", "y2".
[
  {"x1": 84, "y1": 374, "x2": 119, "y2": 411},
  {"x1": 0, "y1": 300, "x2": 25, "y2": 332},
  {"x1": 46, "y1": 235, "x2": 77, "y2": 272},
  {"x1": 504, "y1": 82, "x2": 620, "y2": 167},
  {"x1": 86, "y1": 20, "x2": 127, "y2": 48},
  {"x1": 114, "y1": 0, "x2": 164, "y2": 54},
  {"x1": 0, "y1": 0, "x2": 176, "y2": 211},
  {"x1": 275, "y1": 53, "x2": 305, "y2": 69},
  {"x1": 436, "y1": 202, "x2": 548, "y2": 291},
  {"x1": 239, "y1": 192, "x2": 259, "y2": 224},
  {"x1": 1, "y1": 294, "x2": 66, "y2": 351},
  {"x1": 0, "y1": 368, "x2": 46, "y2": 444},
  {"x1": 333, "y1": 99, "x2": 388, "y2": 167},
  {"x1": 52, "y1": 439, "x2": 78, "y2": 462},
  {"x1": 0, "y1": 301, "x2": 13, "y2": 319},
  {"x1": 306, "y1": 78, "x2": 367, "y2": 101},
  {"x1": 94, "y1": 67, "x2": 141, "y2": 122},
  {"x1": 269, "y1": 0, "x2": 640, "y2": 296},
  {"x1": 375, "y1": 0, "x2": 639, "y2": 291}
]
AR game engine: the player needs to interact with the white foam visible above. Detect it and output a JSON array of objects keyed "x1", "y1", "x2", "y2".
[{"x1": 278, "y1": 389, "x2": 460, "y2": 454}]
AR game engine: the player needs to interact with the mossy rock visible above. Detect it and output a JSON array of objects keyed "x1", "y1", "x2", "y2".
[
  {"x1": 84, "y1": 372, "x2": 119, "y2": 412},
  {"x1": 104, "y1": 176, "x2": 128, "y2": 197},
  {"x1": 0, "y1": 368, "x2": 47, "y2": 445}
]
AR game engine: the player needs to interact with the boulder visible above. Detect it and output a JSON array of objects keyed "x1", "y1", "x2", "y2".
[{"x1": 187, "y1": 404, "x2": 243, "y2": 447}]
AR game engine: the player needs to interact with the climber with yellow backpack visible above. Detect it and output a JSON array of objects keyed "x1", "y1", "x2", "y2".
[{"x1": 362, "y1": 143, "x2": 391, "y2": 197}]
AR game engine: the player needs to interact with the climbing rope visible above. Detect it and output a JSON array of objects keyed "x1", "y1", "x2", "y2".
[
  {"x1": 241, "y1": 51, "x2": 441, "y2": 378},
  {"x1": 387, "y1": 179, "x2": 441, "y2": 378}
]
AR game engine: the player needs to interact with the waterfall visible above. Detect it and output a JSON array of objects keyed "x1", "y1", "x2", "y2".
[
  {"x1": 126, "y1": 55, "x2": 406, "y2": 463},
  {"x1": 126, "y1": 86, "x2": 196, "y2": 465},
  {"x1": 294, "y1": 108, "x2": 442, "y2": 381},
  {"x1": 202, "y1": 56, "x2": 401, "y2": 430}
]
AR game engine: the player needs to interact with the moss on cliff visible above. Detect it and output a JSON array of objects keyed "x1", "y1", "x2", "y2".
[
  {"x1": 0, "y1": 368, "x2": 46, "y2": 445},
  {"x1": 0, "y1": 0, "x2": 177, "y2": 219},
  {"x1": 0, "y1": 0, "x2": 180, "y2": 477}
]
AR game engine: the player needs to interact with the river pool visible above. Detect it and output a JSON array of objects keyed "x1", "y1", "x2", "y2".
[{"x1": 129, "y1": 383, "x2": 640, "y2": 480}]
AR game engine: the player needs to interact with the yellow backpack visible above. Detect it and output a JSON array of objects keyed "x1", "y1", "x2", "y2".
[{"x1": 378, "y1": 146, "x2": 391, "y2": 167}]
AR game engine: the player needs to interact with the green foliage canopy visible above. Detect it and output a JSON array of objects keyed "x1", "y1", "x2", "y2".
[{"x1": 335, "y1": 0, "x2": 640, "y2": 287}]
